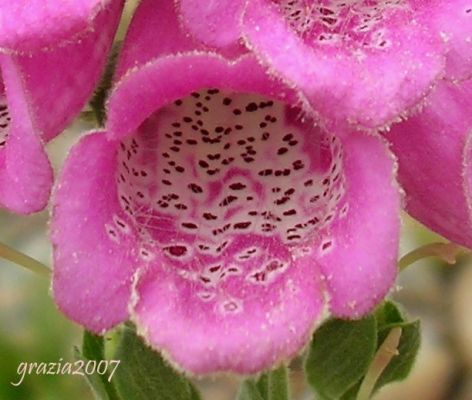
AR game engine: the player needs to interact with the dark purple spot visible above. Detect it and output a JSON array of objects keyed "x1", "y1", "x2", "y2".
[
  {"x1": 219, "y1": 195, "x2": 238, "y2": 207},
  {"x1": 164, "y1": 245, "x2": 188, "y2": 257},
  {"x1": 229, "y1": 183, "x2": 246, "y2": 190},
  {"x1": 199, "y1": 160, "x2": 209, "y2": 169},
  {"x1": 322, "y1": 241, "x2": 332, "y2": 250},
  {"x1": 182, "y1": 222, "x2": 198, "y2": 230},
  {"x1": 283, "y1": 209, "x2": 297, "y2": 216},
  {"x1": 203, "y1": 213, "x2": 217, "y2": 220},
  {"x1": 245, "y1": 102, "x2": 258, "y2": 112},
  {"x1": 234, "y1": 221, "x2": 251, "y2": 229},
  {"x1": 188, "y1": 183, "x2": 203, "y2": 193},
  {"x1": 258, "y1": 169, "x2": 273, "y2": 177},
  {"x1": 209, "y1": 265, "x2": 221, "y2": 273}
]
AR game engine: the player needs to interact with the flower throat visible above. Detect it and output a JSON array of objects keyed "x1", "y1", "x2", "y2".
[{"x1": 114, "y1": 89, "x2": 347, "y2": 268}]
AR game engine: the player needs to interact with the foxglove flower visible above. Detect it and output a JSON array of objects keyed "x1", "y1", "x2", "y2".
[
  {"x1": 52, "y1": 0, "x2": 401, "y2": 374},
  {"x1": 178, "y1": 0, "x2": 472, "y2": 131},
  {"x1": 0, "y1": 0, "x2": 124, "y2": 213},
  {"x1": 388, "y1": 79, "x2": 472, "y2": 248}
]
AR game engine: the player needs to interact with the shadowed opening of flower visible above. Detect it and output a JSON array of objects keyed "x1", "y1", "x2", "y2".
[{"x1": 111, "y1": 89, "x2": 346, "y2": 310}]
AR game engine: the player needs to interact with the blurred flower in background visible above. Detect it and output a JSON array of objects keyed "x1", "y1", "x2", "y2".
[{"x1": 0, "y1": 0, "x2": 124, "y2": 213}]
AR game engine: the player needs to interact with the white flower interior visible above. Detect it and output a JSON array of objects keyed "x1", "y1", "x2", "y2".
[{"x1": 109, "y1": 89, "x2": 348, "y2": 311}]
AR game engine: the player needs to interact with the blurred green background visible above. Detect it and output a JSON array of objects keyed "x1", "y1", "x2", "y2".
[{"x1": 0, "y1": 209, "x2": 88, "y2": 399}]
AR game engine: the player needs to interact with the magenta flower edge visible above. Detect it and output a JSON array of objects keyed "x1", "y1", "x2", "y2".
[{"x1": 388, "y1": 79, "x2": 472, "y2": 248}]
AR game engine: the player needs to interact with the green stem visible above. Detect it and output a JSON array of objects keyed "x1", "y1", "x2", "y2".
[
  {"x1": 398, "y1": 242, "x2": 466, "y2": 272},
  {"x1": 356, "y1": 327, "x2": 402, "y2": 400},
  {"x1": 0, "y1": 242, "x2": 50, "y2": 277}
]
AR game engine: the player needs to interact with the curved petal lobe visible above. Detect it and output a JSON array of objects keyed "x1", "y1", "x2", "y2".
[
  {"x1": 52, "y1": 133, "x2": 139, "y2": 333},
  {"x1": 108, "y1": 53, "x2": 296, "y2": 140},
  {"x1": 0, "y1": 56, "x2": 52, "y2": 213},
  {"x1": 389, "y1": 80, "x2": 472, "y2": 248},
  {"x1": 243, "y1": 0, "x2": 445, "y2": 131},
  {"x1": 116, "y1": 0, "x2": 202, "y2": 79},
  {"x1": 0, "y1": 0, "x2": 114, "y2": 52},
  {"x1": 178, "y1": 0, "x2": 245, "y2": 49},
  {"x1": 317, "y1": 132, "x2": 401, "y2": 318},
  {"x1": 14, "y1": 0, "x2": 124, "y2": 141},
  {"x1": 132, "y1": 253, "x2": 324, "y2": 374},
  {"x1": 426, "y1": 0, "x2": 472, "y2": 81}
]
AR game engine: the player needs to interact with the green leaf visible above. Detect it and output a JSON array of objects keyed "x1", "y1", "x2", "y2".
[
  {"x1": 238, "y1": 365, "x2": 290, "y2": 400},
  {"x1": 375, "y1": 301, "x2": 403, "y2": 330},
  {"x1": 304, "y1": 316, "x2": 377, "y2": 400},
  {"x1": 375, "y1": 321, "x2": 421, "y2": 389},
  {"x1": 257, "y1": 366, "x2": 290, "y2": 400},
  {"x1": 74, "y1": 331, "x2": 121, "y2": 400},
  {"x1": 83, "y1": 331, "x2": 106, "y2": 361},
  {"x1": 113, "y1": 325, "x2": 201, "y2": 400},
  {"x1": 372, "y1": 301, "x2": 421, "y2": 389},
  {"x1": 339, "y1": 383, "x2": 360, "y2": 400},
  {"x1": 341, "y1": 302, "x2": 421, "y2": 400},
  {"x1": 238, "y1": 381, "x2": 264, "y2": 400}
]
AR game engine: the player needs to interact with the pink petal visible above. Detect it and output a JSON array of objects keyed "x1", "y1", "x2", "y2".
[
  {"x1": 132, "y1": 253, "x2": 324, "y2": 374},
  {"x1": 108, "y1": 53, "x2": 297, "y2": 141},
  {"x1": 242, "y1": 0, "x2": 445, "y2": 131},
  {"x1": 13, "y1": 0, "x2": 124, "y2": 141},
  {"x1": 115, "y1": 0, "x2": 202, "y2": 79},
  {"x1": 0, "y1": 56, "x2": 52, "y2": 213},
  {"x1": 388, "y1": 79, "x2": 472, "y2": 248},
  {"x1": 51, "y1": 133, "x2": 139, "y2": 333},
  {"x1": 316, "y1": 132, "x2": 401, "y2": 318},
  {"x1": 177, "y1": 0, "x2": 245, "y2": 49},
  {"x1": 426, "y1": 0, "x2": 472, "y2": 81},
  {"x1": 0, "y1": 0, "x2": 123, "y2": 213},
  {"x1": 0, "y1": 0, "x2": 115, "y2": 52}
]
